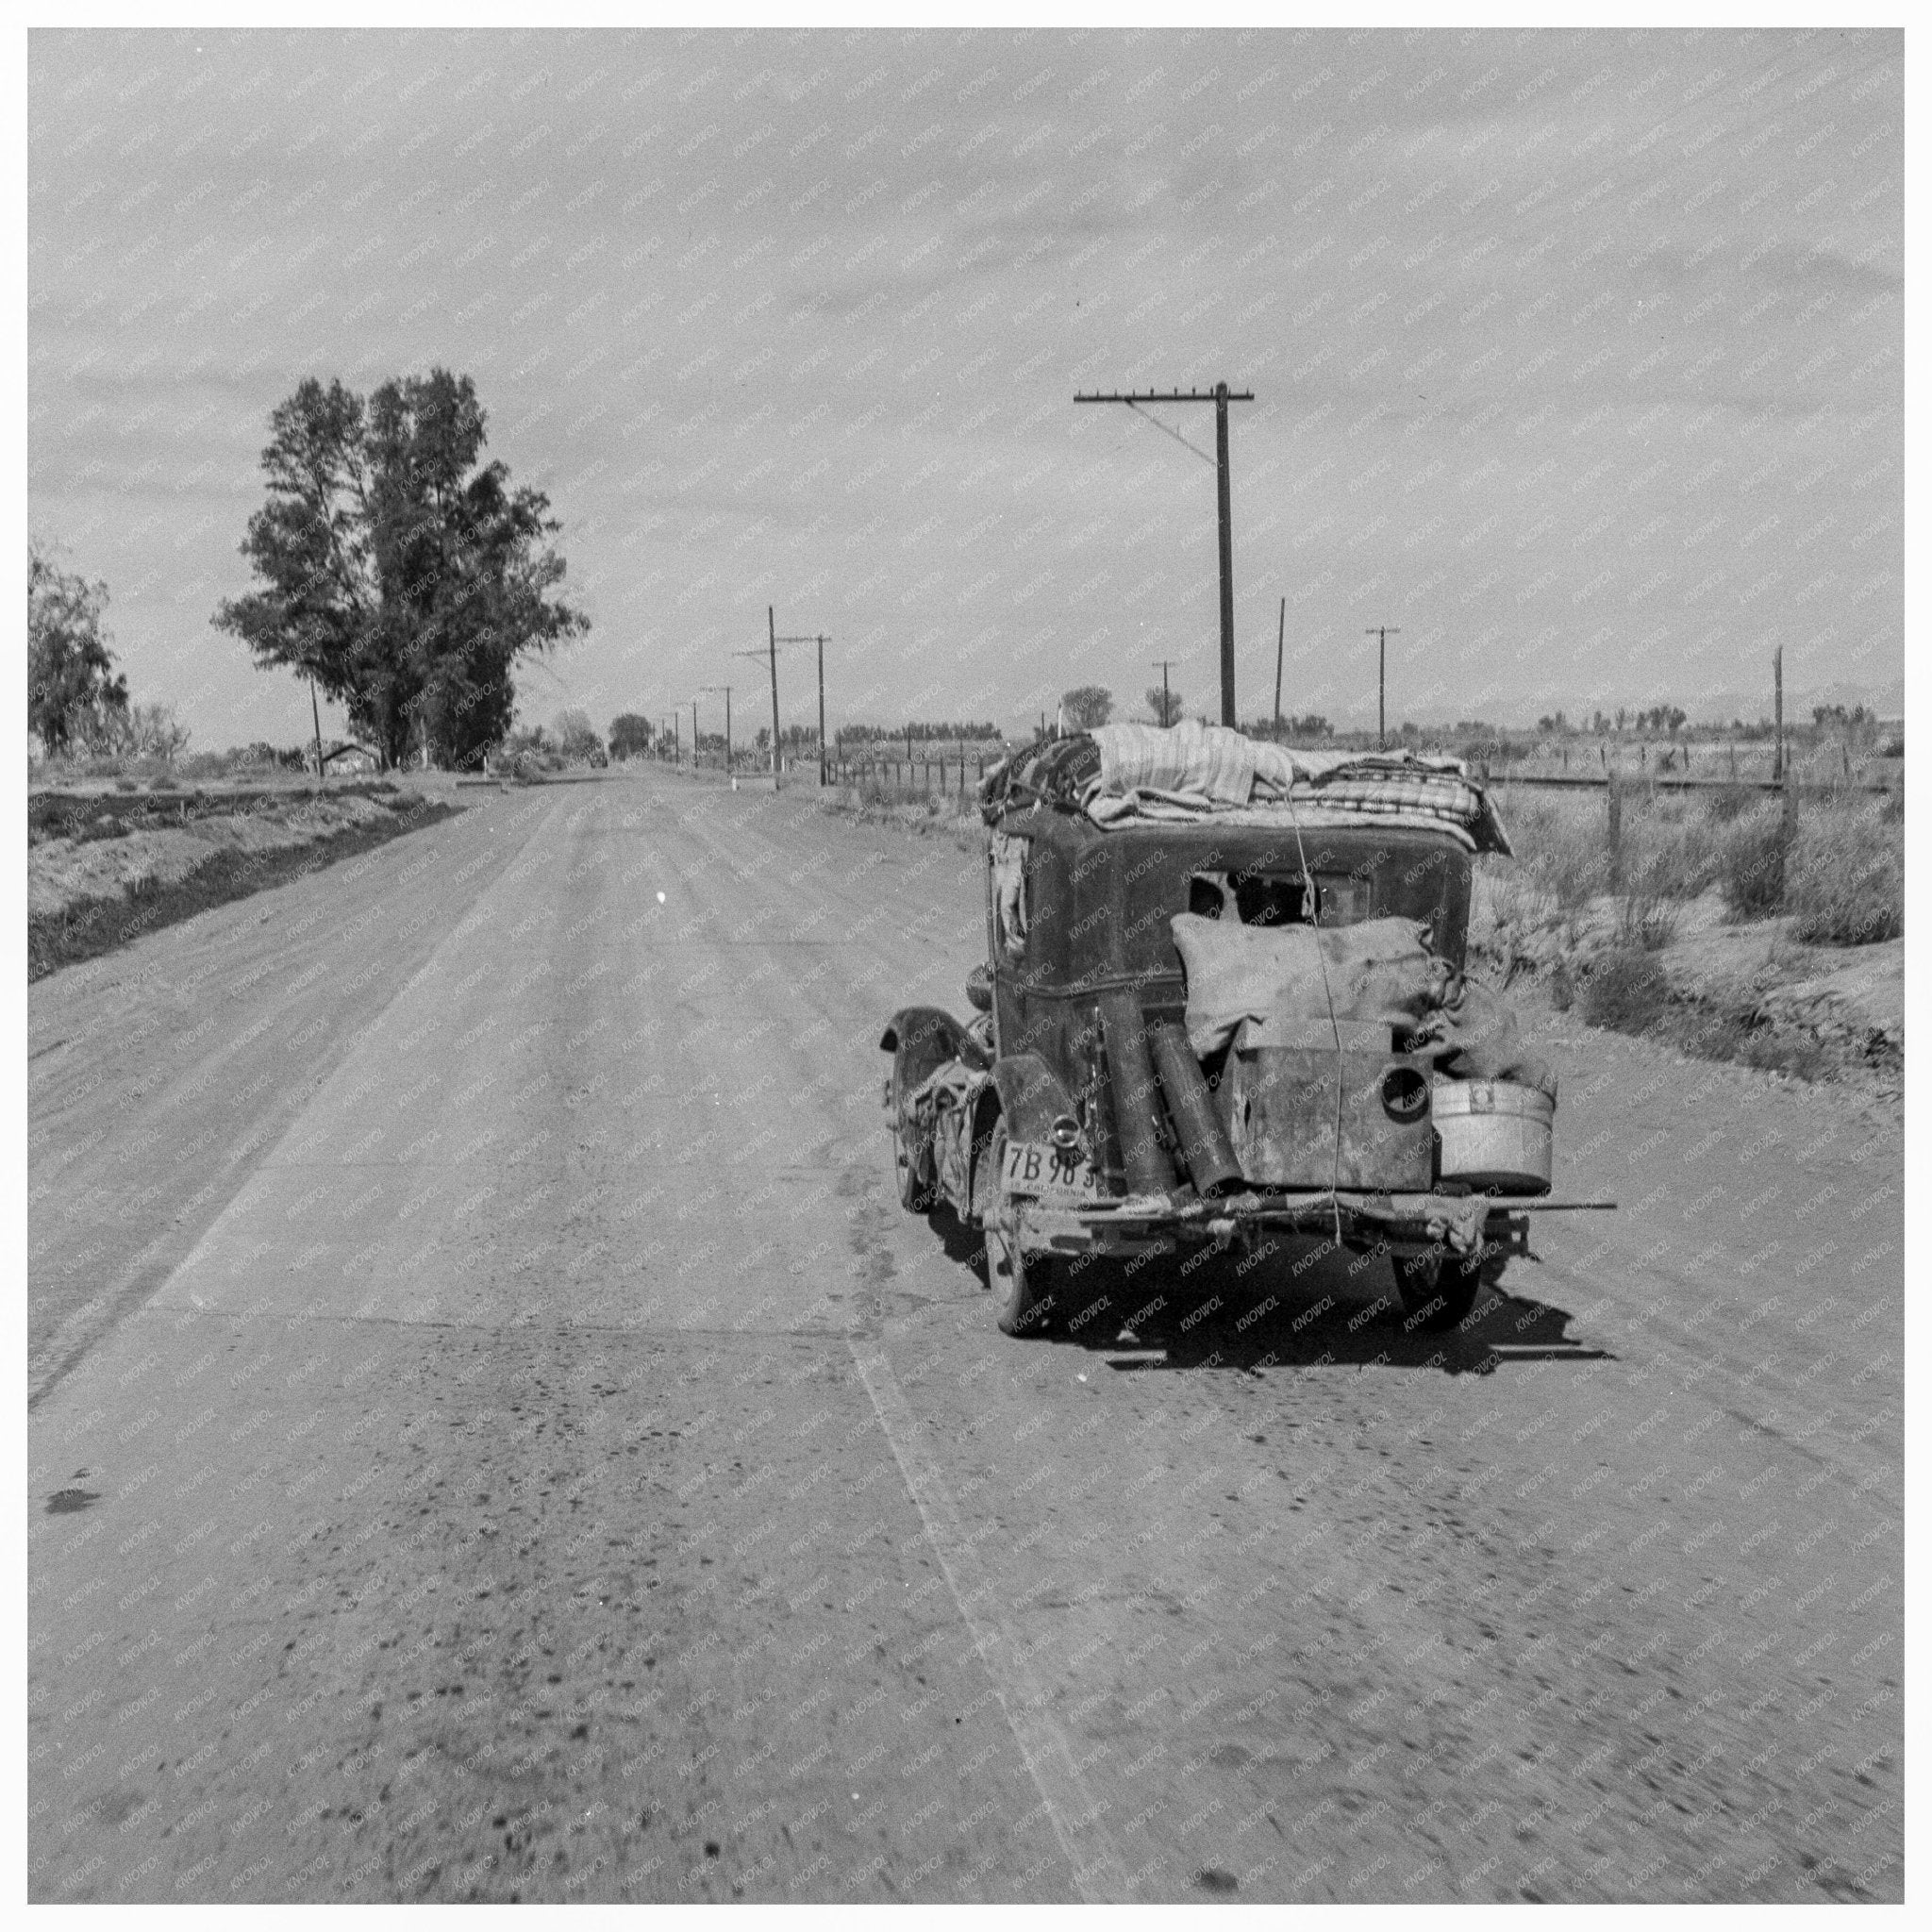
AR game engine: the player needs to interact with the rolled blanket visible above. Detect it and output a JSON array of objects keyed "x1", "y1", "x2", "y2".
[{"x1": 1089, "y1": 720, "x2": 1257, "y2": 805}]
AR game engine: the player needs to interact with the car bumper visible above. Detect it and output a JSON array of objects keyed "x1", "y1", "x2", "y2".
[{"x1": 1013, "y1": 1189, "x2": 1611, "y2": 1259}]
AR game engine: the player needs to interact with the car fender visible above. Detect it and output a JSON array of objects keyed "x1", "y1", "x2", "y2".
[
  {"x1": 879, "y1": 1006, "x2": 972, "y2": 1085},
  {"x1": 968, "y1": 1053, "x2": 1078, "y2": 1209}
]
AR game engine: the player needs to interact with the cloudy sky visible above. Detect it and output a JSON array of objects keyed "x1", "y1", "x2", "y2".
[{"x1": 28, "y1": 26, "x2": 1902, "y2": 749}]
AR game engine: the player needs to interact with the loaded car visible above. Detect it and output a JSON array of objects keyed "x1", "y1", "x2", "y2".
[{"x1": 882, "y1": 721, "x2": 1594, "y2": 1338}]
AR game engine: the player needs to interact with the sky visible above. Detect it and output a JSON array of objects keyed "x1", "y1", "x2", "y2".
[{"x1": 27, "y1": 25, "x2": 1904, "y2": 750}]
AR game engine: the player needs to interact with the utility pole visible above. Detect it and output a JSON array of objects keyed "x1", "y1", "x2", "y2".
[
  {"x1": 1365, "y1": 625, "x2": 1400, "y2": 750},
  {"x1": 1074, "y1": 382, "x2": 1256, "y2": 725},
  {"x1": 691, "y1": 699, "x2": 699, "y2": 770},
  {"x1": 700, "y1": 686, "x2": 733, "y2": 774},
  {"x1": 751, "y1": 617, "x2": 830, "y2": 787},
  {"x1": 1774, "y1": 644, "x2": 1785, "y2": 782},
  {"x1": 308, "y1": 675, "x2": 325, "y2": 787},
  {"x1": 1273, "y1": 597, "x2": 1285, "y2": 740},
  {"x1": 766, "y1": 608, "x2": 780, "y2": 782},
  {"x1": 816, "y1": 637, "x2": 827, "y2": 784},
  {"x1": 1150, "y1": 658, "x2": 1174, "y2": 727}
]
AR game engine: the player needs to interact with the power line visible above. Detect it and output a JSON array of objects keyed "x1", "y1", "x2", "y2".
[
  {"x1": 1075, "y1": 383, "x2": 1255, "y2": 725},
  {"x1": 1124, "y1": 401, "x2": 1216, "y2": 470},
  {"x1": 736, "y1": 610, "x2": 832, "y2": 787},
  {"x1": 774, "y1": 628, "x2": 831, "y2": 785}
]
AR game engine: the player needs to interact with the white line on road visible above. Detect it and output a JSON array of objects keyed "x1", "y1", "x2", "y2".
[{"x1": 846, "y1": 1337, "x2": 1136, "y2": 1903}]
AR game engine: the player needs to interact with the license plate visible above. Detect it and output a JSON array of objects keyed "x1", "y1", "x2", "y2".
[{"x1": 1002, "y1": 1140, "x2": 1099, "y2": 1201}]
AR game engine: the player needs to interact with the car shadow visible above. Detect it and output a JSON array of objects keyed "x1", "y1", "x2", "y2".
[
  {"x1": 923, "y1": 1212, "x2": 1608, "y2": 1377},
  {"x1": 924, "y1": 1201, "x2": 989, "y2": 1272}
]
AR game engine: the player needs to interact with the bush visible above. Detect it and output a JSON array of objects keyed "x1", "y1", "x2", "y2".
[
  {"x1": 1716, "y1": 808, "x2": 1789, "y2": 920},
  {"x1": 1584, "y1": 948, "x2": 1671, "y2": 1036},
  {"x1": 1785, "y1": 803, "x2": 1903, "y2": 945}
]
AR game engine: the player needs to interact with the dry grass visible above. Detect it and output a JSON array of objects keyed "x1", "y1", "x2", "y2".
[
  {"x1": 1785, "y1": 798, "x2": 1905, "y2": 945},
  {"x1": 1499, "y1": 784, "x2": 1902, "y2": 945},
  {"x1": 1714, "y1": 807, "x2": 1790, "y2": 921},
  {"x1": 1497, "y1": 794, "x2": 1611, "y2": 909},
  {"x1": 816, "y1": 779, "x2": 985, "y2": 855},
  {"x1": 1492, "y1": 780, "x2": 1902, "y2": 1089},
  {"x1": 1623, "y1": 796, "x2": 1724, "y2": 900}
]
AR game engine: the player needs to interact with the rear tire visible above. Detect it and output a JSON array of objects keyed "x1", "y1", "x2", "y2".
[
  {"x1": 1394, "y1": 1248, "x2": 1486, "y2": 1333},
  {"x1": 979, "y1": 1122, "x2": 1058, "y2": 1337}
]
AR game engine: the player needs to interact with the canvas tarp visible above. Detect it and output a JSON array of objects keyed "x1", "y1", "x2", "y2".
[{"x1": 1169, "y1": 910, "x2": 1556, "y2": 1100}]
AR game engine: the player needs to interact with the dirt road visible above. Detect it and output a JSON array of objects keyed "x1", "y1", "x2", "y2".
[{"x1": 27, "y1": 770, "x2": 1903, "y2": 1902}]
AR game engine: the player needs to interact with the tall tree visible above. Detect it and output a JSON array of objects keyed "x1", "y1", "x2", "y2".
[
  {"x1": 211, "y1": 379, "x2": 375, "y2": 726},
  {"x1": 215, "y1": 370, "x2": 586, "y2": 770},
  {"x1": 28, "y1": 541, "x2": 128, "y2": 755}
]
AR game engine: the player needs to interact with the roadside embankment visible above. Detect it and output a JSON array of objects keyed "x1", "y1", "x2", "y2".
[
  {"x1": 27, "y1": 783, "x2": 460, "y2": 979},
  {"x1": 1471, "y1": 872, "x2": 1904, "y2": 1101}
]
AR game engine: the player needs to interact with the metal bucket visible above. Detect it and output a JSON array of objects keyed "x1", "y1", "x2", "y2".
[{"x1": 1432, "y1": 1078, "x2": 1553, "y2": 1194}]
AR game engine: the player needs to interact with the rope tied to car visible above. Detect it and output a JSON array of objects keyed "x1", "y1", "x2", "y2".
[{"x1": 1280, "y1": 785, "x2": 1346, "y2": 1252}]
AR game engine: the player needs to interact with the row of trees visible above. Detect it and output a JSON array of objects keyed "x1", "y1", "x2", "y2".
[
  {"x1": 1537, "y1": 707, "x2": 1690, "y2": 737},
  {"x1": 1534, "y1": 705, "x2": 1888, "y2": 745},
  {"x1": 836, "y1": 720, "x2": 1002, "y2": 743},
  {"x1": 214, "y1": 370, "x2": 587, "y2": 772},
  {"x1": 1054, "y1": 687, "x2": 1335, "y2": 739}
]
